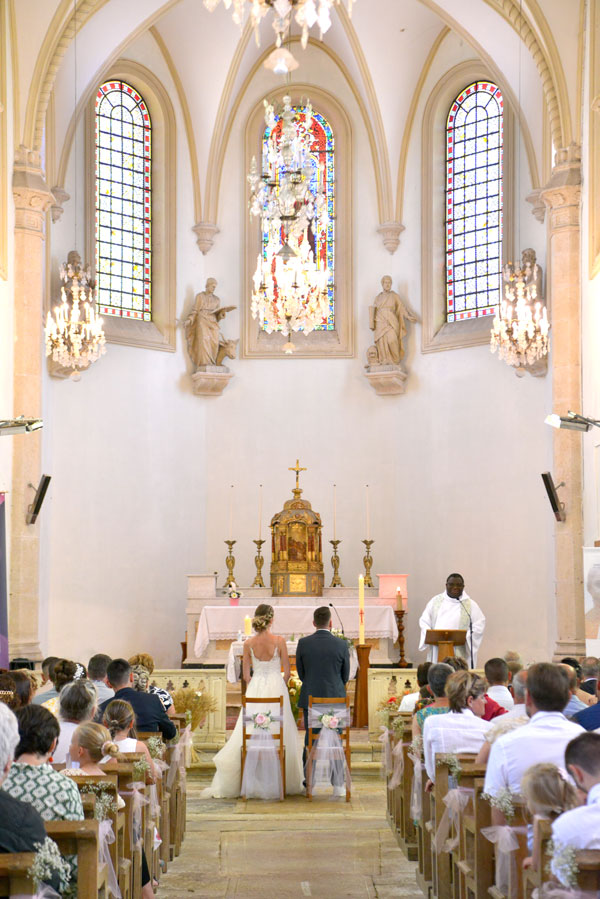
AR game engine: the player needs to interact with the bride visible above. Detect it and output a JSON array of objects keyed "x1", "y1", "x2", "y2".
[{"x1": 202, "y1": 604, "x2": 304, "y2": 798}]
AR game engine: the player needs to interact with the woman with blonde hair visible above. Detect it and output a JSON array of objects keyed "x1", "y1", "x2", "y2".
[
  {"x1": 423, "y1": 670, "x2": 492, "y2": 784},
  {"x1": 202, "y1": 603, "x2": 304, "y2": 798},
  {"x1": 66, "y1": 722, "x2": 119, "y2": 775},
  {"x1": 521, "y1": 763, "x2": 581, "y2": 872},
  {"x1": 102, "y1": 698, "x2": 157, "y2": 778},
  {"x1": 128, "y1": 652, "x2": 174, "y2": 715}
]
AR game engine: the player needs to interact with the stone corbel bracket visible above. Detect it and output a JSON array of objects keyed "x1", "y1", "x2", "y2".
[
  {"x1": 513, "y1": 356, "x2": 548, "y2": 379},
  {"x1": 377, "y1": 222, "x2": 404, "y2": 255},
  {"x1": 47, "y1": 358, "x2": 90, "y2": 380},
  {"x1": 50, "y1": 186, "x2": 70, "y2": 223},
  {"x1": 526, "y1": 189, "x2": 546, "y2": 224},
  {"x1": 192, "y1": 221, "x2": 219, "y2": 254},
  {"x1": 364, "y1": 363, "x2": 408, "y2": 396},
  {"x1": 191, "y1": 365, "x2": 234, "y2": 396}
]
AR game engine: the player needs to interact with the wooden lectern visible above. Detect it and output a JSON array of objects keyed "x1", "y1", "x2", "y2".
[{"x1": 425, "y1": 629, "x2": 467, "y2": 660}]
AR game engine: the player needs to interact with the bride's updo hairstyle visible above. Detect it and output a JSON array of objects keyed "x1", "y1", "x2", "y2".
[{"x1": 252, "y1": 604, "x2": 274, "y2": 633}]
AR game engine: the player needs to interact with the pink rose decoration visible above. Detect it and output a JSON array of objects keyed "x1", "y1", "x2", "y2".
[
  {"x1": 255, "y1": 713, "x2": 266, "y2": 726},
  {"x1": 329, "y1": 717, "x2": 339, "y2": 728}
]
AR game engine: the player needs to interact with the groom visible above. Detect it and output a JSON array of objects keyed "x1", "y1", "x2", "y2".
[{"x1": 296, "y1": 606, "x2": 350, "y2": 790}]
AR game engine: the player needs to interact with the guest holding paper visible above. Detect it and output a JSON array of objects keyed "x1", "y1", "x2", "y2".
[{"x1": 419, "y1": 573, "x2": 485, "y2": 665}]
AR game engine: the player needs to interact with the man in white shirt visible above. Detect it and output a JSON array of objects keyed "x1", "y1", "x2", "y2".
[
  {"x1": 484, "y1": 658, "x2": 514, "y2": 711},
  {"x1": 87, "y1": 653, "x2": 114, "y2": 705},
  {"x1": 399, "y1": 662, "x2": 431, "y2": 713},
  {"x1": 503, "y1": 669, "x2": 527, "y2": 719},
  {"x1": 551, "y1": 732, "x2": 600, "y2": 853},
  {"x1": 483, "y1": 663, "x2": 584, "y2": 823},
  {"x1": 418, "y1": 573, "x2": 485, "y2": 666}
]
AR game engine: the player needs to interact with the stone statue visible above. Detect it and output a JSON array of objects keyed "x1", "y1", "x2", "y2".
[
  {"x1": 184, "y1": 278, "x2": 237, "y2": 370},
  {"x1": 521, "y1": 248, "x2": 543, "y2": 301},
  {"x1": 368, "y1": 276, "x2": 417, "y2": 366}
]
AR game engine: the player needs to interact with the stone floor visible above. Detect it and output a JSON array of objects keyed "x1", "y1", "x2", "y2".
[{"x1": 156, "y1": 771, "x2": 422, "y2": 898}]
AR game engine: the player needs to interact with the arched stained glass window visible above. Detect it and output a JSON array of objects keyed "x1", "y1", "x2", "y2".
[
  {"x1": 261, "y1": 106, "x2": 335, "y2": 330},
  {"x1": 446, "y1": 81, "x2": 503, "y2": 322},
  {"x1": 95, "y1": 81, "x2": 151, "y2": 321}
]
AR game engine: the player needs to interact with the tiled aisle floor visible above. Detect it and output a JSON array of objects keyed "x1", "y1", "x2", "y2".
[{"x1": 156, "y1": 775, "x2": 423, "y2": 899}]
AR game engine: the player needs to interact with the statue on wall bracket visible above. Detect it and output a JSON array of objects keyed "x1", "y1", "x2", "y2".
[
  {"x1": 364, "y1": 275, "x2": 418, "y2": 396},
  {"x1": 183, "y1": 278, "x2": 239, "y2": 396}
]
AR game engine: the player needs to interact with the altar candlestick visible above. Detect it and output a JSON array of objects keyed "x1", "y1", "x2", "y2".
[
  {"x1": 396, "y1": 588, "x2": 402, "y2": 610},
  {"x1": 244, "y1": 615, "x2": 252, "y2": 636},
  {"x1": 333, "y1": 483, "x2": 337, "y2": 541},
  {"x1": 258, "y1": 484, "x2": 263, "y2": 540},
  {"x1": 358, "y1": 574, "x2": 365, "y2": 644},
  {"x1": 229, "y1": 485, "x2": 234, "y2": 540},
  {"x1": 365, "y1": 485, "x2": 370, "y2": 540}
]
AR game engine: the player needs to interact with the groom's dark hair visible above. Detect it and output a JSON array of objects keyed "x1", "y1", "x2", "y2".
[{"x1": 314, "y1": 606, "x2": 331, "y2": 628}]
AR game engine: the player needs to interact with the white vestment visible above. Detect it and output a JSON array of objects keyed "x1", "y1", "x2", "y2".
[{"x1": 418, "y1": 592, "x2": 485, "y2": 666}]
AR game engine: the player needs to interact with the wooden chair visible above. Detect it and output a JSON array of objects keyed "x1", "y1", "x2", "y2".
[
  {"x1": 0, "y1": 852, "x2": 37, "y2": 896},
  {"x1": 574, "y1": 848, "x2": 600, "y2": 891},
  {"x1": 305, "y1": 696, "x2": 351, "y2": 802},
  {"x1": 523, "y1": 816, "x2": 553, "y2": 899},
  {"x1": 241, "y1": 695, "x2": 286, "y2": 800},
  {"x1": 45, "y1": 819, "x2": 107, "y2": 898}
]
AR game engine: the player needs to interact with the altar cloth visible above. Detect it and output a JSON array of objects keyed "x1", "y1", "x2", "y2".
[
  {"x1": 225, "y1": 640, "x2": 359, "y2": 683},
  {"x1": 194, "y1": 604, "x2": 398, "y2": 659}
]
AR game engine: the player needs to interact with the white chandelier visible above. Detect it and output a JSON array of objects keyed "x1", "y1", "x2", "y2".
[
  {"x1": 203, "y1": 0, "x2": 355, "y2": 51},
  {"x1": 45, "y1": 252, "x2": 106, "y2": 377},
  {"x1": 249, "y1": 95, "x2": 330, "y2": 352},
  {"x1": 490, "y1": 261, "x2": 549, "y2": 368}
]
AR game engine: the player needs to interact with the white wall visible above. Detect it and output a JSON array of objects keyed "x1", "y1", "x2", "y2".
[{"x1": 33, "y1": 20, "x2": 557, "y2": 668}]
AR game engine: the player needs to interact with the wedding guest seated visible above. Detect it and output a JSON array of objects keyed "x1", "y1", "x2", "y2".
[
  {"x1": 504, "y1": 649, "x2": 524, "y2": 678},
  {"x1": 128, "y1": 652, "x2": 175, "y2": 716},
  {"x1": 483, "y1": 663, "x2": 584, "y2": 823},
  {"x1": 98, "y1": 659, "x2": 176, "y2": 740},
  {"x1": 560, "y1": 664, "x2": 589, "y2": 719},
  {"x1": 579, "y1": 657, "x2": 599, "y2": 696},
  {"x1": 102, "y1": 698, "x2": 157, "y2": 778},
  {"x1": 42, "y1": 659, "x2": 86, "y2": 717},
  {"x1": 573, "y1": 677, "x2": 600, "y2": 730},
  {"x1": 131, "y1": 664, "x2": 151, "y2": 692},
  {"x1": 87, "y1": 654, "x2": 114, "y2": 704},
  {"x1": 399, "y1": 662, "x2": 431, "y2": 713},
  {"x1": 442, "y1": 657, "x2": 508, "y2": 721},
  {"x1": 551, "y1": 733, "x2": 600, "y2": 855},
  {"x1": 0, "y1": 674, "x2": 17, "y2": 710},
  {"x1": 9, "y1": 670, "x2": 36, "y2": 707},
  {"x1": 1, "y1": 705, "x2": 84, "y2": 821},
  {"x1": 476, "y1": 690, "x2": 528, "y2": 764},
  {"x1": 521, "y1": 763, "x2": 580, "y2": 872},
  {"x1": 54, "y1": 679, "x2": 98, "y2": 765},
  {"x1": 423, "y1": 671, "x2": 491, "y2": 784},
  {"x1": 484, "y1": 658, "x2": 514, "y2": 711},
  {"x1": 66, "y1": 722, "x2": 120, "y2": 775},
  {"x1": 32, "y1": 656, "x2": 59, "y2": 704},
  {"x1": 504, "y1": 669, "x2": 528, "y2": 719},
  {"x1": 412, "y1": 663, "x2": 452, "y2": 738},
  {"x1": 561, "y1": 657, "x2": 596, "y2": 707}
]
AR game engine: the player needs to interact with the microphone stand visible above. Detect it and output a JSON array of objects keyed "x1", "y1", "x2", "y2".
[
  {"x1": 329, "y1": 602, "x2": 345, "y2": 635},
  {"x1": 456, "y1": 596, "x2": 474, "y2": 669}
]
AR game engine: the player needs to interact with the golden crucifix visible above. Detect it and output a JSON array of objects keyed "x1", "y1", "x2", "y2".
[{"x1": 288, "y1": 458, "x2": 307, "y2": 490}]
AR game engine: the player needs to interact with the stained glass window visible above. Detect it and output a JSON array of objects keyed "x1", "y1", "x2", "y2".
[
  {"x1": 95, "y1": 81, "x2": 151, "y2": 321},
  {"x1": 261, "y1": 106, "x2": 335, "y2": 330},
  {"x1": 446, "y1": 81, "x2": 503, "y2": 322}
]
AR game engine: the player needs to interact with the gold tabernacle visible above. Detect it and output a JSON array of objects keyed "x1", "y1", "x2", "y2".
[{"x1": 270, "y1": 460, "x2": 324, "y2": 597}]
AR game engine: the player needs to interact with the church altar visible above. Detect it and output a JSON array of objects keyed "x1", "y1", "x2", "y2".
[
  {"x1": 225, "y1": 639, "x2": 360, "y2": 683},
  {"x1": 195, "y1": 604, "x2": 396, "y2": 661}
]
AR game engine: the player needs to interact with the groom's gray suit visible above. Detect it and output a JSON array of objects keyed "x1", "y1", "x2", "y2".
[{"x1": 296, "y1": 628, "x2": 350, "y2": 778}]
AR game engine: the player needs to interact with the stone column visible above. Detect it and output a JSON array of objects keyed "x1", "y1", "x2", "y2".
[
  {"x1": 541, "y1": 144, "x2": 585, "y2": 658},
  {"x1": 10, "y1": 146, "x2": 53, "y2": 660}
]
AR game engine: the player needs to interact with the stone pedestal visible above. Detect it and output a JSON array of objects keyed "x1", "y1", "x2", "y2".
[
  {"x1": 9, "y1": 147, "x2": 53, "y2": 661},
  {"x1": 364, "y1": 364, "x2": 407, "y2": 396},
  {"x1": 191, "y1": 365, "x2": 233, "y2": 396},
  {"x1": 541, "y1": 145, "x2": 585, "y2": 658}
]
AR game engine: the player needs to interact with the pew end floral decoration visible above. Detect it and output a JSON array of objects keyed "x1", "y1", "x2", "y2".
[
  {"x1": 29, "y1": 837, "x2": 72, "y2": 897},
  {"x1": 287, "y1": 672, "x2": 302, "y2": 722},
  {"x1": 546, "y1": 840, "x2": 579, "y2": 888},
  {"x1": 482, "y1": 787, "x2": 518, "y2": 821}
]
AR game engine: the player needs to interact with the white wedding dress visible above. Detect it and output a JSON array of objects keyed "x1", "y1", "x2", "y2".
[{"x1": 202, "y1": 647, "x2": 304, "y2": 798}]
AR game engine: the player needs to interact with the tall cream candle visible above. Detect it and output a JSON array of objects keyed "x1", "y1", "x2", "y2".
[
  {"x1": 365, "y1": 484, "x2": 370, "y2": 540},
  {"x1": 258, "y1": 484, "x2": 263, "y2": 540},
  {"x1": 358, "y1": 574, "x2": 365, "y2": 644},
  {"x1": 333, "y1": 483, "x2": 337, "y2": 540},
  {"x1": 229, "y1": 485, "x2": 234, "y2": 540}
]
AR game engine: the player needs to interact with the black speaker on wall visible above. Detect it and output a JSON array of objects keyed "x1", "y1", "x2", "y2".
[
  {"x1": 26, "y1": 474, "x2": 51, "y2": 525},
  {"x1": 541, "y1": 471, "x2": 566, "y2": 522}
]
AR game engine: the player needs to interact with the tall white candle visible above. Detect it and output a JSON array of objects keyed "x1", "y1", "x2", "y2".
[
  {"x1": 358, "y1": 574, "x2": 365, "y2": 644},
  {"x1": 258, "y1": 484, "x2": 263, "y2": 540},
  {"x1": 333, "y1": 483, "x2": 337, "y2": 541},
  {"x1": 365, "y1": 484, "x2": 370, "y2": 540},
  {"x1": 229, "y1": 485, "x2": 233, "y2": 540}
]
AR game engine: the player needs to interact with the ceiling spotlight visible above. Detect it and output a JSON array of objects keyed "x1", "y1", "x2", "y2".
[
  {"x1": 544, "y1": 411, "x2": 600, "y2": 432},
  {"x1": 0, "y1": 417, "x2": 43, "y2": 436}
]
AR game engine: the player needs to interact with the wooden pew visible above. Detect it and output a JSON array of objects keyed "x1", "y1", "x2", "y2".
[
  {"x1": 136, "y1": 731, "x2": 173, "y2": 873},
  {"x1": 575, "y1": 848, "x2": 600, "y2": 891},
  {"x1": 390, "y1": 713, "x2": 418, "y2": 860},
  {"x1": 487, "y1": 798, "x2": 529, "y2": 899},
  {"x1": 452, "y1": 763, "x2": 489, "y2": 899},
  {"x1": 101, "y1": 760, "x2": 145, "y2": 898},
  {"x1": 45, "y1": 819, "x2": 107, "y2": 898},
  {"x1": 415, "y1": 746, "x2": 433, "y2": 896},
  {"x1": 119, "y1": 751, "x2": 161, "y2": 888},
  {"x1": 0, "y1": 852, "x2": 37, "y2": 896}
]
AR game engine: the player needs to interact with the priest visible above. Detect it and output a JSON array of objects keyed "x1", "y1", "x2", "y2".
[{"x1": 418, "y1": 573, "x2": 485, "y2": 666}]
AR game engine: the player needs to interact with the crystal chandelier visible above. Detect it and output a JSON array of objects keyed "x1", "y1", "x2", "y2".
[
  {"x1": 248, "y1": 95, "x2": 329, "y2": 352},
  {"x1": 490, "y1": 260, "x2": 549, "y2": 368},
  {"x1": 203, "y1": 0, "x2": 355, "y2": 51},
  {"x1": 45, "y1": 252, "x2": 106, "y2": 377}
]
